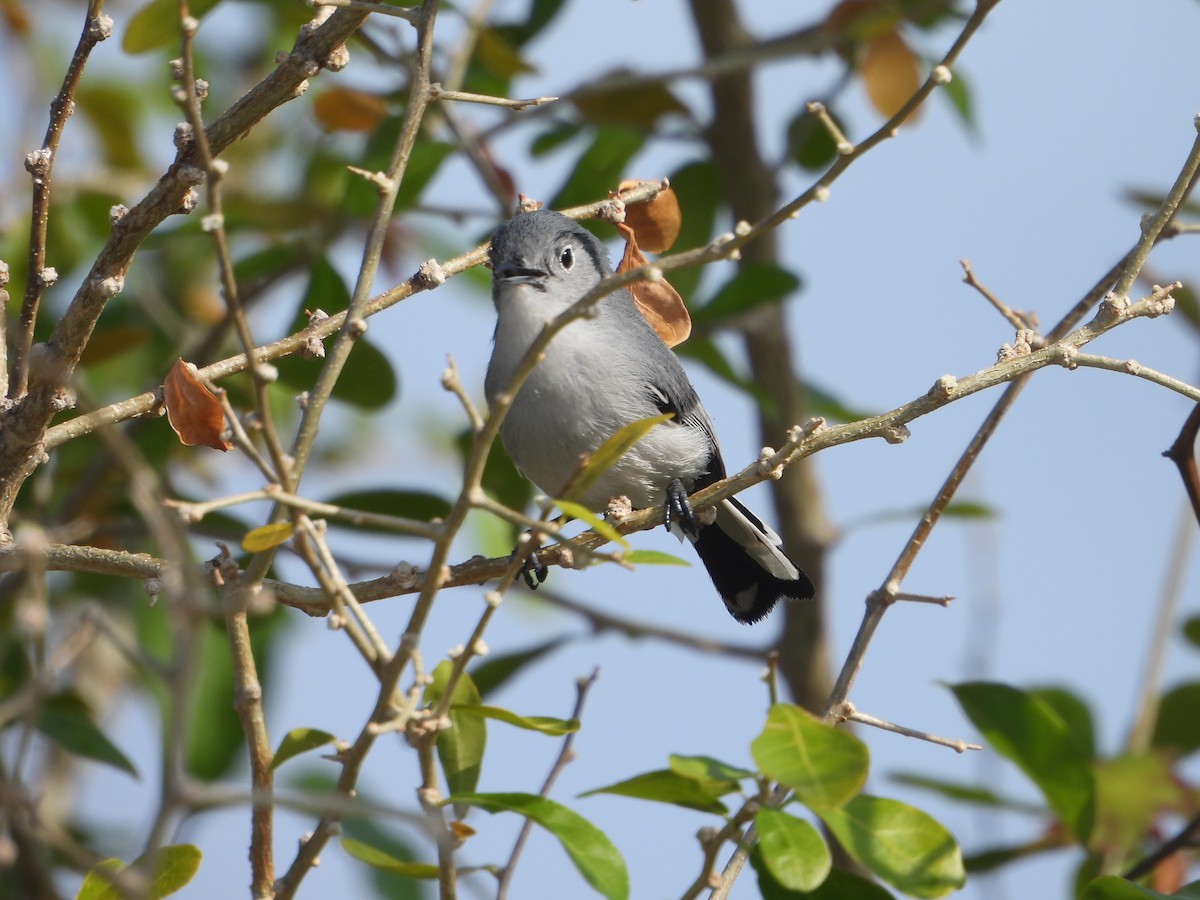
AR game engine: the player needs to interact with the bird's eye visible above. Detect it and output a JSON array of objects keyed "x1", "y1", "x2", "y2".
[{"x1": 560, "y1": 246, "x2": 574, "y2": 271}]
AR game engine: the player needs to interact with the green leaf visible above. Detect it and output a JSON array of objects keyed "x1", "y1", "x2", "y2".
[
  {"x1": 38, "y1": 694, "x2": 137, "y2": 778},
  {"x1": 560, "y1": 413, "x2": 675, "y2": 504},
  {"x1": 663, "y1": 160, "x2": 721, "y2": 303},
  {"x1": 450, "y1": 704, "x2": 579, "y2": 736},
  {"x1": 668, "y1": 754, "x2": 753, "y2": 783},
  {"x1": 122, "y1": 0, "x2": 222, "y2": 54},
  {"x1": 787, "y1": 107, "x2": 842, "y2": 172},
  {"x1": 751, "y1": 848, "x2": 896, "y2": 899},
  {"x1": 579, "y1": 769, "x2": 730, "y2": 815},
  {"x1": 573, "y1": 74, "x2": 689, "y2": 129},
  {"x1": 693, "y1": 263, "x2": 801, "y2": 326},
  {"x1": 815, "y1": 795, "x2": 965, "y2": 898},
  {"x1": 950, "y1": 681, "x2": 1095, "y2": 841},
  {"x1": 1030, "y1": 686, "x2": 1096, "y2": 759},
  {"x1": 805, "y1": 379, "x2": 879, "y2": 424},
  {"x1": 937, "y1": 67, "x2": 977, "y2": 136},
  {"x1": 549, "y1": 126, "x2": 644, "y2": 210},
  {"x1": 270, "y1": 728, "x2": 338, "y2": 771},
  {"x1": 622, "y1": 549, "x2": 690, "y2": 567},
  {"x1": 1183, "y1": 615, "x2": 1200, "y2": 650},
  {"x1": 750, "y1": 705, "x2": 868, "y2": 809},
  {"x1": 447, "y1": 792, "x2": 628, "y2": 900},
  {"x1": 1152, "y1": 682, "x2": 1200, "y2": 756},
  {"x1": 1092, "y1": 753, "x2": 1185, "y2": 853},
  {"x1": 755, "y1": 808, "x2": 831, "y2": 891},
  {"x1": 77, "y1": 845, "x2": 202, "y2": 900},
  {"x1": 889, "y1": 772, "x2": 1039, "y2": 812},
  {"x1": 425, "y1": 662, "x2": 486, "y2": 815},
  {"x1": 963, "y1": 836, "x2": 1064, "y2": 873},
  {"x1": 321, "y1": 488, "x2": 452, "y2": 531},
  {"x1": 468, "y1": 637, "x2": 565, "y2": 699},
  {"x1": 553, "y1": 498, "x2": 629, "y2": 549},
  {"x1": 1081, "y1": 875, "x2": 1195, "y2": 900},
  {"x1": 341, "y1": 838, "x2": 439, "y2": 878},
  {"x1": 676, "y1": 336, "x2": 772, "y2": 410}
]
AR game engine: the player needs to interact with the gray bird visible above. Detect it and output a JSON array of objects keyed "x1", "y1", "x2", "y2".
[{"x1": 484, "y1": 208, "x2": 814, "y2": 623}]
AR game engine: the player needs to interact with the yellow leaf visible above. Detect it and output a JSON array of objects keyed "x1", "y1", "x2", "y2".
[
  {"x1": 241, "y1": 522, "x2": 294, "y2": 553},
  {"x1": 313, "y1": 88, "x2": 389, "y2": 133},
  {"x1": 861, "y1": 30, "x2": 920, "y2": 120}
]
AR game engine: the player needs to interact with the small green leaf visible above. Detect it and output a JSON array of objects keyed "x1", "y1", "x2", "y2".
[
  {"x1": 751, "y1": 848, "x2": 896, "y2": 899},
  {"x1": 270, "y1": 728, "x2": 338, "y2": 771},
  {"x1": 815, "y1": 795, "x2": 964, "y2": 898},
  {"x1": 937, "y1": 67, "x2": 977, "y2": 135},
  {"x1": 950, "y1": 682, "x2": 1095, "y2": 841},
  {"x1": 553, "y1": 498, "x2": 629, "y2": 549},
  {"x1": 963, "y1": 836, "x2": 1063, "y2": 873},
  {"x1": 451, "y1": 704, "x2": 579, "y2": 736},
  {"x1": 668, "y1": 754, "x2": 753, "y2": 784},
  {"x1": 1081, "y1": 875, "x2": 1194, "y2": 900},
  {"x1": 341, "y1": 838, "x2": 439, "y2": 878},
  {"x1": 560, "y1": 412, "x2": 675, "y2": 504},
  {"x1": 580, "y1": 769, "x2": 730, "y2": 815},
  {"x1": 77, "y1": 845, "x2": 202, "y2": 900},
  {"x1": 549, "y1": 126, "x2": 644, "y2": 210},
  {"x1": 122, "y1": 0, "x2": 221, "y2": 54},
  {"x1": 750, "y1": 705, "x2": 868, "y2": 809},
  {"x1": 425, "y1": 662, "x2": 486, "y2": 815},
  {"x1": 755, "y1": 808, "x2": 831, "y2": 891},
  {"x1": 889, "y1": 772, "x2": 1039, "y2": 812},
  {"x1": 241, "y1": 521, "x2": 294, "y2": 553},
  {"x1": 446, "y1": 792, "x2": 628, "y2": 900},
  {"x1": 38, "y1": 694, "x2": 137, "y2": 778},
  {"x1": 787, "y1": 107, "x2": 841, "y2": 171},
  {"x1": 573, "y1": 77, "x2": 689, "y2": 129},
  {"x1": 693, "y1": 263, "x2": 801, "y2": 326},
  {"x1": 1092, "y1": 754, "x2": 1186, "y2": 852},
  {"x1": 468, "y1": 638, "x2": 565, "y2": 699},
  {"x1": 1183, "y1": 615, "x2": 1200, "y2": 650},
  {"x1": 622, "y1": 549, "x2": 690, "y2": 567},
  {"x1": 321, "y1": 489, "x2": 452, "y2": 531},
  {"x1": 1153, "y1": 682, "x2": 1200, "y2": 756}
]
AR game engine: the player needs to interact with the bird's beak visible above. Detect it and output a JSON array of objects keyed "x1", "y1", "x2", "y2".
[{"x1": 494, "y1": 264, "x2": 548, "y2": 286}]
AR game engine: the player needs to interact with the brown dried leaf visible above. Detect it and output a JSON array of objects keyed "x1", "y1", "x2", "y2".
[
  {"x1": 618, "y1": 181, "x2": 681, "y2": 253},
  {"x1": 163, "y1": 358, "x2": 231, "y2": 451},
  {"x1": 616, "y1": 223, "x2": 690, "y2": 347},
  {"x1": 861, "y1": 30, "x2": 921, "y2": 120},
  {"x1": 313, "y1": 88, "x2": 389, "y2": 133}
]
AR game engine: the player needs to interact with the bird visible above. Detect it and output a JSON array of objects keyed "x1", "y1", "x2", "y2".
[{"x1": 483, "y1": 208, "x2": 814, "y2": 623}]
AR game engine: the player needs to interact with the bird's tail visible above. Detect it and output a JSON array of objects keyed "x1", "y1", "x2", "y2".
[{"x1": 690, "y1": 497, "x2": 815, "y2": 624}]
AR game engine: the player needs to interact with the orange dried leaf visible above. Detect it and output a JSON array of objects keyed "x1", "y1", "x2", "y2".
[
  {"x1": 163, "y1": 358, "x2": 231, "y2": 451},
  {"x1": 618, "y1": 181, "x2": 681, "y2": 253},
  {"x1": 616, "y1": 223, "x2": 690, "y2": 347},
  {"x1": 861, "y1": 30, "x2": 921, "y2": 120},
  {"x1": 448, "y1": 820, "x2": 476, "y2": 842},
  {"x1": 313, "y1": 88, "x2": 389, "y2": 133},
  {"x1": 242, "y1": 522, "x2": 295, "y2": 554}
]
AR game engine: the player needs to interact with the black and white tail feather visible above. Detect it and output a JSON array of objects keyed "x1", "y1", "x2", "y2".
[{"x1": 484, "y1": 208, "x2": 816, "y2": 624}]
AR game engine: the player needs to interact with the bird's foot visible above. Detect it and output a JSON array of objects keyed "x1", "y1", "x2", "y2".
[{"x1": 664, "y1": 478, "x2": 700, "y2": 541}]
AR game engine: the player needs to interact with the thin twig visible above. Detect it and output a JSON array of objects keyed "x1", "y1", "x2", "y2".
[
  {"x1": 833, "y1": 702, "x2": 982, "y2": 753},
  {"x1": 429, "y1": 83, "x2": 557, "y2": 109},
  {"x1": 496, "y1": 669, "x2": 600, "y2": 899},
  {"x1": 9, "y1": 2, "x2": 111, "y2": 399},
  {"x1": 310, "y1": 0, "x2": 418, "y2": 21},
  {"x1": 1123, "y1": 810, "x2": 1200, "y2": 881},
  {"x1": 961, "y1": 259, "x2": 1038, "y2": 334}
]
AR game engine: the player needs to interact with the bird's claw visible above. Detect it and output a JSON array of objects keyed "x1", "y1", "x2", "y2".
[
  {"x1": 515, "y1": 549, "x2": 548, "y2": 589},
  {"x1": 664, "y1": 478, "x2": 700, "y2": 540}
]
